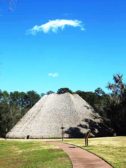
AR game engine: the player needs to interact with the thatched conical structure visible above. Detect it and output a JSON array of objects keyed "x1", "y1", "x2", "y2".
[{"x1": 6, "y1": 93, "x2": 108, "y2": 139}]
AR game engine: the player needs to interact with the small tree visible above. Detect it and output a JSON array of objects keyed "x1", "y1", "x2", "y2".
[
  {"x1": 57, "y1": 88, "x2": 73, "y2": 94},
  {"x1": 46, "y1": 91, "x2": 54, "y2": 95},
  {"x1": 95, "y1": 87, "x2": 105, "y2": 96}
]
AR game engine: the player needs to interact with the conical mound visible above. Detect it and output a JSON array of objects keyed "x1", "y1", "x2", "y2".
[{"x1": 6, "y1": 93, "x2": 105, "y2": 139}]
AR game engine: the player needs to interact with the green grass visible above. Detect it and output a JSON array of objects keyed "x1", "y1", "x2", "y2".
[
  {"x1": 65, "y1": 137, "x2": 126, "y2": 168},
  {"x1": 0, "y1": 140, "x2": 72, "y2": 168}
]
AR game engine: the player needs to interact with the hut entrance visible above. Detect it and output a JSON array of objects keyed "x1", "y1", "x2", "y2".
[{"x1": 26, "y1": 135, "x2": 30, "y2": 139}]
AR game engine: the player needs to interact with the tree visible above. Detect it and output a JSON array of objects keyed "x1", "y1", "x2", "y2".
[
  {"x1": 46, "y1": 91, "x2": 55, "y2": 95},
  {"x1": 95, "y1": 88, "x2": 105, "y2": 96},
  {"x1": 76, "y1": 90, "x2": 109, "y2": 117},
  {"x1": 0, "y1": 90, "x2": 40, "y2": 137},
  {"x1": 26, "y1": 91, "x2": 40, "y2": 108},
  {"x1": 0, "y1": 103, "x2": 11, "y2": 137},
  {"x1": 106, "y1": 74, "x2": 126, "y2": 135},
  {"x1": 57, "y1": 88, "x2": 73, "y2": 94},
  {"x1": 107, "y1": 74, "x2": 126, "y2": 103}
]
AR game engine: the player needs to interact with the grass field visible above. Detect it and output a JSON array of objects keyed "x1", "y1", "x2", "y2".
[
  {"x1": 65, "y1": 137, "x2": 126, "y2": 168},
  {"x1": 0, "y1": 140, "x2": 72, "y2": 168}
]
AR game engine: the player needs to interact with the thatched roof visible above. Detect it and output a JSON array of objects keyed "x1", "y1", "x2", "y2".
[{"x1": 6, "y1": 93, "x2": 110, "y2": 139}]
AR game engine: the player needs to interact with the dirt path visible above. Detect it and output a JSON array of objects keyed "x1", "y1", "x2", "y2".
[{"x1": 50, "y1": 142, "x2": 112, "y2": 168}]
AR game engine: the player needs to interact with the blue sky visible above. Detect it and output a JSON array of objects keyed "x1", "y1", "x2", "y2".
[{"x1": 0, "y1": 0, "x2": 126, "y2": 93}]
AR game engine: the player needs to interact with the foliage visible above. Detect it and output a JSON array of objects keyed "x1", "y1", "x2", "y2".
[
  {"x1": 105, "y1": 74, "x2": 126, "y2": 135},
  {"x1": 0, "y1": 90, "x2": 40, "y2": 137},
  {"x1": 57, "y1": 88, "x2": 73, "y2": 94},
  {"x1": 95, "y1": 87, "x2": 105, "y2": 96},
  {"x1": 75, "y1": 90, "x2": 110, "y2": 117},
  {"x1": 107, "y1": 74, "x2": 126, "y2": 103},
  {"x1": 46, "y1": 90, "x2": 55, "y2": 95}
]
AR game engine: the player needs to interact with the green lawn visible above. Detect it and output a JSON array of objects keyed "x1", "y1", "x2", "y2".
[
  {"x1": 65, "y1": 137, "x2": 126, "y2": 168},
  {"x1": 0, "y1": 140, "x2": 72, "y2": 168}
]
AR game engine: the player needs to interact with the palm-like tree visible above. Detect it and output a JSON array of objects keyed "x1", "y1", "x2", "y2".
[{"x1": 107, "y1": 74, "x2": 126, "y2": 103}]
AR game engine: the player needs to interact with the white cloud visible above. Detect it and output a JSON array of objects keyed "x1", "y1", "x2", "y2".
[
  {"x1": 29, "y1": 19, "x2": 84, "y2": 34},
  {"x1": 48, "y1": 72, "x2": 59, "y2": 78}
]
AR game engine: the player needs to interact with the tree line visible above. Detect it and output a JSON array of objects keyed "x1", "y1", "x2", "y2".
[
  {"x1": 0, "y1": 91, "x2": 40, "y2": 137},
  {"x1": 0, "y1": 74, "x2": 126, "y2": 137}
]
